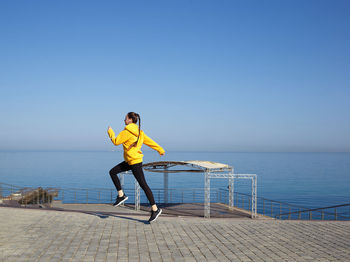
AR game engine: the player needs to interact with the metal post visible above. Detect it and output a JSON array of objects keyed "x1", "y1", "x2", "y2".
[
  {"x1": 251, "y1": 176, "x2": 257, "y2": 218},
  {"x1": 254, "y1": 176, "x2": 257, "y2": 218},
  {"x1": 271, "y1": 202, "x2": 273, "y2": 217},
  {"x1": 229, "y1": 174, "x2": 234, "y2": 210},
  {"x1": 121, "y1": 172, "x2": 126, "y2": 207},
  {"x1": 135, "y1": 180, "x2": 140, "y2": 211},
  {"x1": 204, "y1": 172, "x2": 210, "y2": 218},
  {"x1": 288, "y1": 208, "x2": 291, "y2": 219},
  {"x1": 280, "y1": 203, "x2": 282, "y2": 217},
  {"x1": 321, "y1": 211, "x2": 324, "y2": 220},
  {"x1": 335, "y1": 208, "x2": 337, "y2": 220},
  {"x1": 120, "y1": 173, "x2": 124, "y2": 188},
  {"x1": 86, "y1": 189, "x2": 88, "y2": 204},
  {"x1": 263, "y1": 199, "x2": 265, "y2": 215},
  {"x1": 251, "y1": 177, "x2": 253, "y2": 216},
  {"x1": 164, "y1": 167, "x2": 168, "y2": 204},
  {"x1": 235, "y1": 192, "x2": 237, "y2": 206}
]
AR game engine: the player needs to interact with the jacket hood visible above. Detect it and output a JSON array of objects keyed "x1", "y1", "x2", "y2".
[{"x1": 125, "y1": 123, "x2": 141, "y2": 137}]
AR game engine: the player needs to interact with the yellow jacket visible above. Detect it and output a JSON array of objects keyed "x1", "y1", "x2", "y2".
[{"x1": 108, "y1": 123, "x2": 165, "y2": 165}]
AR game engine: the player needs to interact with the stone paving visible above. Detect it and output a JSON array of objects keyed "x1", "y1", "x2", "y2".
[{"x1": 0, "y1": 207, "x2": 350, "y2": 262}]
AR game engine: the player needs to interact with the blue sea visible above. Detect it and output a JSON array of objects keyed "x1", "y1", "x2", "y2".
[{"x1": 0, "y1": 151, "x2": 349, "y2": 209}]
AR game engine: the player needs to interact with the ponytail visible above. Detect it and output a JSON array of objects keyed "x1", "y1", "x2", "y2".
[
  {"x1": 135, "y1": 113, "x2": 141, "y2": 145},
  {"x1": 127, "y1": 112, "x2": 141, "y2": 150}
]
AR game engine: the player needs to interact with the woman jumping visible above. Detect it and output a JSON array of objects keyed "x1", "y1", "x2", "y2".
[{"x1": 107, "y1": 112, "x2": 165, "y2": 223}]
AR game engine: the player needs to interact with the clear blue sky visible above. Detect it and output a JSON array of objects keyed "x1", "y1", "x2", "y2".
[{"x1": 0, "y1": 0, "x2": 349, "y2": 152}]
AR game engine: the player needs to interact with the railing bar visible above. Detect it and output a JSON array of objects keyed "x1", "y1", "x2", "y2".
[
  {"x1": 288, "y1": 208, "x2": 291, "y2": 220},
  {"x1": 278, "y1": 206, "x2": 350, "y2": 218},
  {"x1": 263, "y1": 199, "x2": 265, "y2": 215},
  {"x1": 271, "y1": 202, "x2": 273, "y2": 217},
  {"x1": 281, "y1": 205, "x2": 285, "y2": 216},
  {"x1": 335, "y1": 208, "x2": 337, "y2": 220}
]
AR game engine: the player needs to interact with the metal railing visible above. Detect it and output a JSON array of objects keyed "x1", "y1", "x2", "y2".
[
  {"x1": 217, "y1": 189, "x2": 310, "y2": 219},
  {"x1": 0, "y1": 182, "x2": 58, "y2": 206},
  {"x1": 47, "y1": 187, "x2": 314, "y2": 220},
  {"x1": 55, "y1": 187, "x2": 211, "y2": 204},
  {"x1": 217, "y1": 189, "x2": 350, "y2": 221},
  {"x1": 275, "y1": 203, "x2": 350, "y2": 220},
  {"x1": 2, "y1": 182, "x2": 349, "y2": 220},
  {"x1": 0, "y1": 182, "x2": 23, "y2": 197}
]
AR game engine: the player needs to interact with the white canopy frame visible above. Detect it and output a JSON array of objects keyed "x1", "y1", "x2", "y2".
[{"x1": 118, "y1": 160, "x2": 257, "y2": 218}]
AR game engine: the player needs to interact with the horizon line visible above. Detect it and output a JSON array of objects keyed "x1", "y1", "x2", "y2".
[{"x1": 0, "y1": 149, "x2": 349, "y2": 153}]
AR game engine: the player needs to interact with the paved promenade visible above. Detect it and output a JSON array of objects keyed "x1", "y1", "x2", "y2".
[{"x1": 0, "y1": 207, "x2": 349, "y2": 262}]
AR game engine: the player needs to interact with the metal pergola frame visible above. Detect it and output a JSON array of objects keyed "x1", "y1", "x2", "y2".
[
  {"x1": 205, "y1": 172, "x2": 257, "y2": 218},
  {"x1": 119, "y1": 161, "x2": 257, "y2": 218}
]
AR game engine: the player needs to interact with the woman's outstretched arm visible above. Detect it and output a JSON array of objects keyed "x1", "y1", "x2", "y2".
[
  {"x1": 143, "y1": 132, "x2": 165, "y2": 155},
  {"x1": 108, "y1": 126, "x2": 129, "y2": 146}
]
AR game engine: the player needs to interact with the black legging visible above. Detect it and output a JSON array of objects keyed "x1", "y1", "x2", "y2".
[{"x1": 109, "y1": 161, "x2": 156, "y2": 206}]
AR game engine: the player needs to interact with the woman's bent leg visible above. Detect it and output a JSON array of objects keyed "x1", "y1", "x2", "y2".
[
  {"x1": 109, "y1": 161, "x2": 130, "y2": 191},
  {"x1": 131, "y1": 163, "x2": 156, "y2": 206}
]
